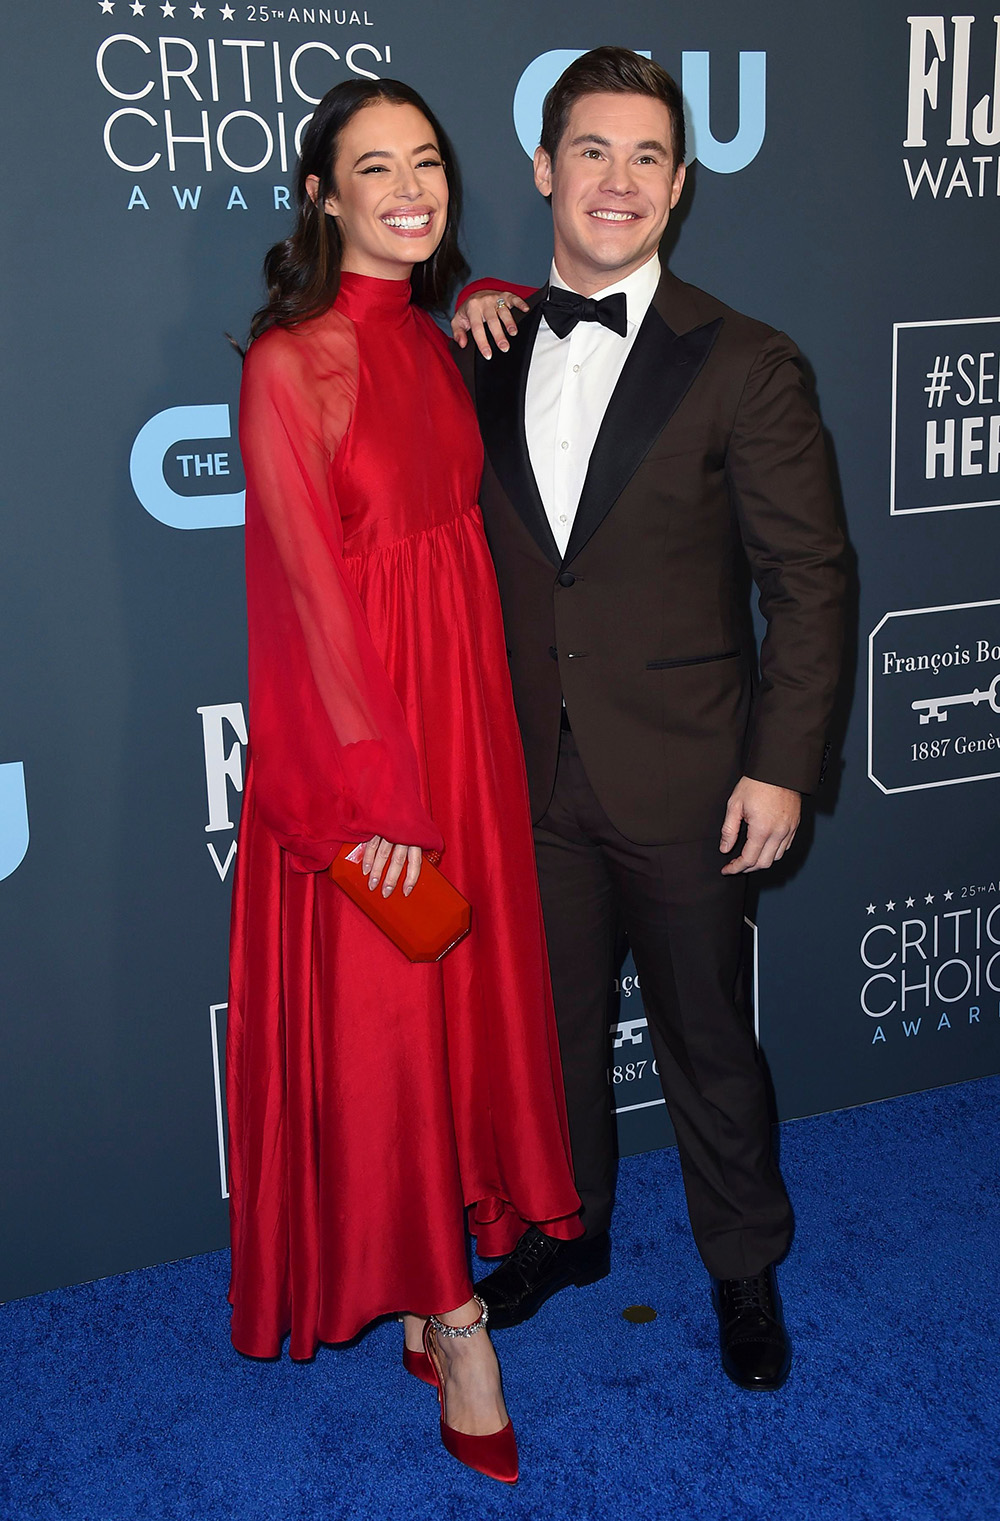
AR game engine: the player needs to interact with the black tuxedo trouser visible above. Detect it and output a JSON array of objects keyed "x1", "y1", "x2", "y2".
[{"x1": 534, "y1": 729, "x2": 793, "y2": 1280}]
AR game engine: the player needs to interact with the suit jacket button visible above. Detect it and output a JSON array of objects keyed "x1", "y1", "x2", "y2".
[
  {"x1": 548, "y1": 645, "x2": 558, "y2": 660},
  {"x1": 557, "y1": 571, "x2": 576, "y2": 587}
]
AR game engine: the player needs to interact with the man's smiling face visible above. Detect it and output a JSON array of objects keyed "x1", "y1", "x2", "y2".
[{"x1": 534, "y1": 91, "x2": 686, "y2": 295}]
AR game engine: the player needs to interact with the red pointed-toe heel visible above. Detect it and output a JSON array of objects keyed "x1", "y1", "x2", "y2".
[
  {"x1": 402, "y1": 1344, "x2": 437, "y2": 1386},
  {"x1": 422, "y1": 1298, "x2": 519, "y2": 1484}
]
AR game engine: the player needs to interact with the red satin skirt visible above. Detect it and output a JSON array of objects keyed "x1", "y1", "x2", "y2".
[{"x1": 226, "y1": 508, "x2": 582, "y2": 1358}]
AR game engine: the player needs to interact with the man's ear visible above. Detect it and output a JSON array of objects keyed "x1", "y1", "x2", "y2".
[
  {"x1": 669, "y1": 161, "x2": 687, "y2": 210},
  {"x1": 533, "y1": 145, "x2": 553, "y2": 200}
]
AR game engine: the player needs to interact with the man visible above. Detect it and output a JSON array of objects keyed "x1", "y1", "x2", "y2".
[{"x1": 453, "y1": 46, "x2": 845, "y2": 1390}]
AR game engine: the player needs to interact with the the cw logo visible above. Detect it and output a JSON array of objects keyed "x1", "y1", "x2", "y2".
[
  {"x1": 513, "y1": 48, "x2": 766, "y2": 173},
  {"x1": 131, "y1": 404, "x2": 245, "y2": 529},
  {"x1": 0, "y1": 762, "x2": 29, "y2": 882}
]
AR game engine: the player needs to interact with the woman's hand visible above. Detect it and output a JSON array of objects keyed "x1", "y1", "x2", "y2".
[
  {"x1": 362, "y1": 836, "x2": 422, "y2": 896},
  {"x1": 451, "y1": 291, "x2": 530, "y2": 359}
]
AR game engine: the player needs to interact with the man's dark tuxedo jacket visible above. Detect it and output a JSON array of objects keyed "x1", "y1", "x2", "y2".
[{"x1": 459, "y1": 269, "x2": 846, "y2": 846}]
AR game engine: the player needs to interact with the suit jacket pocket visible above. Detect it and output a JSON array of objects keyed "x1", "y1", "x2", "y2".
[{"x1": 646, "y1": 649, "x2": 741, "y2": 670}]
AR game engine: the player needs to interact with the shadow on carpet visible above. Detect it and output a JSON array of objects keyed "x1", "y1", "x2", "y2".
[{"x1": 3, "y1": 1077, "x2": 1000, "y2": 1521}]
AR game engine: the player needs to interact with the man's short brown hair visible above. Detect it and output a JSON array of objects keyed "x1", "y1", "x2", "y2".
[{"x1": 540, "y1": 46, "x2": 686, "y2": 168}]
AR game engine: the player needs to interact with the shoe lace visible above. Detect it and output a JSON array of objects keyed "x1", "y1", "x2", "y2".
[
  {"x1": 724, "y1": 1273, "x2": 773, "y2": 1319},
  {"x1": 509, "y1": 1228, "x2": 559, "y2": 1274}
]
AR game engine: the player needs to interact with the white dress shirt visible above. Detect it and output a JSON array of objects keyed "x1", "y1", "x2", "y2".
[{"x1": 526, "y1": 254, "x2": 661, "y2": 558}]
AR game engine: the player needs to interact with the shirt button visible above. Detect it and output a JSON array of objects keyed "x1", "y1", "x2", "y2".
[
  {"x1": 572, "y1": 364, "x2": 581, "y2": 373},
  {"x1": 561, "y1": 440, "x2": 569, "y2": 450},
  {"x1": 559, "y1": 514, "x2": 567, "y2": 523}
]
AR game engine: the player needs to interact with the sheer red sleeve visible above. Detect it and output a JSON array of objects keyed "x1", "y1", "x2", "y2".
[
  {"x1": 454, "y1": 277, "x2": 537, "y2": 311},
  {"x1": 239, "y1": 316, "x2": 443, "y2": 872}
]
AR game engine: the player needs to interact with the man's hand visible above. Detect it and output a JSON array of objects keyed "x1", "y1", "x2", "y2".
[
  {"x1": 719, "y1": 777, "x2": 800, "y2": 875},
  {"x1": 451, "y1": 290, "x2": 530, "y2": 358}
]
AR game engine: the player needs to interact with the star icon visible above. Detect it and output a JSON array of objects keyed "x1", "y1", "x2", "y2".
[
  {"x1": 161, "y1": 1, "x2": 175, "y2": 12},
  {"x1": 886, "y1": 901, "x2": 895, "y2": 912},
  {"x1": 905, "y1": 897, "x2": 915, "y2": 908},
  {"x1": 944, "y1": 889, "x2": 954, "y2": 901},
  {"x1": 220, "y1": 2, "x2": 235, "y2": 14},
  {"x1": 924, "y1": 893, "x2": 934, "y2": 905},
  {"x1": 99, "y1": 0, "x2": 114, "y2": 12},
  {"x1": 131, "y1": 0, "x2": 145, "y2": 12},
  {"x1": 191, "y1": 1, "x2": 206, "y2": 14},
  {"x1": 866, "y1": 903, "x2": 876, "y2": 915}
]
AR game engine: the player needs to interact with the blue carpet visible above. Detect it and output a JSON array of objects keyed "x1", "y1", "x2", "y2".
[{"x1": 3, "y1": 1078, "x2": 999, "y2": 1521}]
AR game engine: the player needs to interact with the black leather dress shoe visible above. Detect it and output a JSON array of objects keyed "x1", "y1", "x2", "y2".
[
  {"x1": 711, "y1": 1264, "x2": 791, "y2": 1390},
  {"x1": 475, "y1": 1227, "x2": 611, "y2": 1329}
]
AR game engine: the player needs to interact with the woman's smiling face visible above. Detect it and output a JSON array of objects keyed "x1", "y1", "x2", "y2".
[{"x1": 309, "y1": 99, "x2": 449, "y2": 280}]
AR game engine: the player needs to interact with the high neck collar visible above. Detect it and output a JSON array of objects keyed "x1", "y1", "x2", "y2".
[{"x1": 335, "y1": 270, "x2": 413, "y2": 326}]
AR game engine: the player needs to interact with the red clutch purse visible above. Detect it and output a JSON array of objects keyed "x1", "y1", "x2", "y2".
[{"x1": 328, "y1": 843, "x2": 472, "y2": 962}]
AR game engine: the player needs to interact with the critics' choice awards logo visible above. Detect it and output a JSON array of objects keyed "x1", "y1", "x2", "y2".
[
  {"x1": 0, "y1": 762, "x2": 29, "y2": 882},
  {"x1": 904, "y1": 14, "x2": 1000, "y2": 199},
  {"x1": 869, "y1": 600, "x2": 1000, "y2": 793},
  {"x1": 199, "y1": 701, "x2": 246, "y2": 879},
  {"x1": 859, "y1": 885, "x2": 1000, "y2": 1046},
  {"x1": 95, "y1": 7, "x2": 393, "y2": 208},
  {"x1": 131, "y1": 403, "x2": 245, "y2": 528},
  {"x1": 891, "y1": 318, "x2": 1000, "y2": 515}
]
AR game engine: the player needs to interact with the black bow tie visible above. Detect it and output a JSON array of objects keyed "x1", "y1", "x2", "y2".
[{"x1": 541, "y1": 286, "x2": 628, "y2": 340}]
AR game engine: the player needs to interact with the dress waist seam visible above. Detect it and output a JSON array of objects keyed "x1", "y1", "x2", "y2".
[{"x1": 342, "y1": 501, "x2": 480, "y2": 562}]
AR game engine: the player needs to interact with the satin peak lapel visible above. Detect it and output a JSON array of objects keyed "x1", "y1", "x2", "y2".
[
  {"x1": 562, "y1": 309, "x2": 723, "y2": 565},
  {"x1": 474, "y1": 296, "x2": 561, "y2": 567}
]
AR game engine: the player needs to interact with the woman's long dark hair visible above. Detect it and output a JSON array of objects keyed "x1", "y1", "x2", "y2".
[{"x1": 249, "y1": 78, "x2": 468, "y2": 341}]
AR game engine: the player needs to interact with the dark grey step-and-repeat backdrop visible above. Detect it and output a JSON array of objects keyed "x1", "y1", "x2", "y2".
[{"x1": 2, "y1": 2, "x2": 998, "y2": 1301}]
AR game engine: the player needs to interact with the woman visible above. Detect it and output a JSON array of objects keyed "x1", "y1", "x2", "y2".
[{"x1": 226, "y1": 77, "x2": 581, "y2": 1484}]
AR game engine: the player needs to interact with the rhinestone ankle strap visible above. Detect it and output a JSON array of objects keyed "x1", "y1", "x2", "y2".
[{"x1": 428, "y1": 1295, "x2": 489, "y2": 1338}]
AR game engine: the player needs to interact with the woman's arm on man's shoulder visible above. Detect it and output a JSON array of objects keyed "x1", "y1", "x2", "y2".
[{"x1": 451, "y1": 278, "x2": 536, "y2": 358}]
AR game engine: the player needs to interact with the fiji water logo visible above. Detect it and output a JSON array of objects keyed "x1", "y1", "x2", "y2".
[
  {"x1": 903, "y1": 15, "x2": 1000, "y2": 199},
  {"x1": 130, "y1": 403, "x2": 245, "y2": 528},
  {"x1": 513, "y1": 48, "x2": 766, "y2": 173},
  {"x1": 198, "y1": 701, "x2": 247, "y2": 879},
  {"x1": 0, "y1": 763, "x2": 29, "y2": 882}
]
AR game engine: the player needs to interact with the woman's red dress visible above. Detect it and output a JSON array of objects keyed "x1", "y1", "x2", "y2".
[{"x1": 226, "y1": 270, "x2": 581, "y2": 1359}]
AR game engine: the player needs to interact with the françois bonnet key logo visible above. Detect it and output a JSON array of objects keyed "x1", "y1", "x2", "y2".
[{"x1": 869, "y1": 599, "x2": 1000, "y2": 793}]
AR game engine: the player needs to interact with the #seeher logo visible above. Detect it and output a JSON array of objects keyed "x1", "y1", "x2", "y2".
[
  {"x1": 131, "y1": 403, "x2": 245, "y2": 528},
  {"x1": 0, "y1": 762, "x2": 29, "y2": 882}
]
